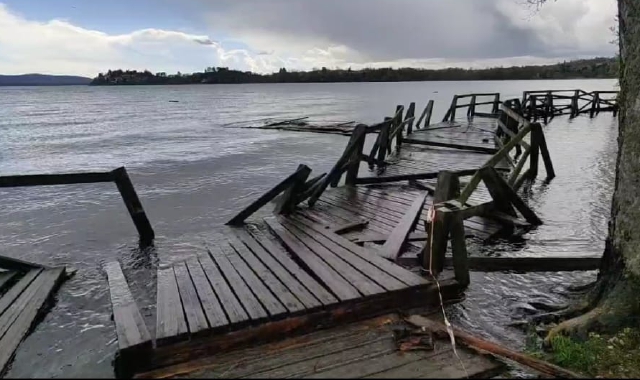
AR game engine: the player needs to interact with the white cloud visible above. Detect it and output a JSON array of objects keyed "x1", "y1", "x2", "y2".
[{"x1": 0, "y1": 1, "x2": 618, "y2": 77}]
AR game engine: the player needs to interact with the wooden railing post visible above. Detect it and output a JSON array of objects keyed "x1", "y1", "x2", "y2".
[
  {"x1": 590, "y1": 92, "x2": 600, "y2": 118},
  {"x1": 405, "y1": 102, "x2": 416, "y2": 135},
  {"x1": 424, "y1": 100, "x2": 434, "y2": 127},
  {"x1": 450, "y1": 96, "x2": 459, "y2": 121},
  {"x1": 531, "y1": 122, "x2": 555, "y2": 179},
  {"x1": 467, "y1": 95, "x2": 477, "y2": 119},
  {"x1": 423, "y1": 171, "x2": 459, "y2": 275},
  {"x1": 492, "y1": 93, "x2": 500, "y2": 115},
  {"x1": 378, "y1": 119, "x2": 391, "y2": 166},
  {"x1": 570, "y1": 90, "x2": 579, "y2": 118},
  {"x1": 345, "y1": 124, "x2": 367, "y2": 186},
  {"x1": 530, "y1": 95, "x2": 537, "y2": 121},
  {"x1": 112, "y1": 167, "x2": 155, "y2": 244},
  {"x1": 394, "y1": 105, "x2": 404, "y2": 149}
]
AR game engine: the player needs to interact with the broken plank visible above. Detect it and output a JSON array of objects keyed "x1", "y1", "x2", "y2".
[
  {"x1": 173, "y1": 262, "x2": 209, "y2": 335},
  {"x1": 444, "y1": 256, "x2": 600, "y2": 272},
  {"x1": 353, "y1": 232, "x2": 430, "y2": 245},
  {"x1": 381, "y1": 192, "x2": 428, "y2": 260},
  {"x1": 156, "y1": 267, "x2": 189, "y2": 344},
  {"x1": 331, "y1": 220, "x2": 369, "y2": 235},
  {"x1": 0, "y1": 269, "x2": 42, "y2": 317},
  {"x1": 104, "y1": 262, "x2": 151, "y2": 351},
  {"x1": 226, "y1": 165, "x2": 311, "y2": 225},
  {"x1": 265, "y1": 217, "x2": 361, "y2": 301},
  {"x1": 0, "y1": 268, "x2": 66, "y2": 375}
]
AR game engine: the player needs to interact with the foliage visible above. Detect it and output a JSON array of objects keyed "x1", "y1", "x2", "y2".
[{"x1": 90, "y1": 57, "x2": 618, "y2": 86}]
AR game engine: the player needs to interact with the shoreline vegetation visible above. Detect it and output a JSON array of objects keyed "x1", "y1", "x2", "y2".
[{"x1": 90, "y1": 57, "x2": 617, "y2": 86}]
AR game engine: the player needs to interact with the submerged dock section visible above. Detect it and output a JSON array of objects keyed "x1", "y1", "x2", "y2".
[{"x1": 100, "y1": 89, "x2": 615, "y2": 378}]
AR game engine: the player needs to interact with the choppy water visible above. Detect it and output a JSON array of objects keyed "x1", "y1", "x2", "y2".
[{"x1": 0, "y1": 79, "x2": 617, "y2": 377}]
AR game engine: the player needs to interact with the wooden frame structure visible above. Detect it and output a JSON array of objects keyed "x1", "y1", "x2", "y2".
[
  {"x1": 0, "y1": 167, "x2": 155, "y2": 244},
  {"x1": 442, "y1": 93, "x2": 502, "y2": 121},
  {"x1": 521, "y1": 90, "x2": 619, "y2": 122}
]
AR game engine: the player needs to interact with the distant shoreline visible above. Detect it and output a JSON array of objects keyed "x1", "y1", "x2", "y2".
[{"x1": 90, "y1": 57, "x2": 617, "y2": 86}]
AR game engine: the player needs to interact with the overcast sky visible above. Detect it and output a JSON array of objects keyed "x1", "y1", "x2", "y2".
[{"x1": 0, "y1": 0, "x2": 618, "y2": 77}]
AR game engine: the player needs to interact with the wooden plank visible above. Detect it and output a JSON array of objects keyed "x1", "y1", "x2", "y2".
[
  {"x1": 444, "y1": 256, "x2": 601, "y2": 272},
  {"x1": 281, "y1": 220, "x2": 404, "y2": 293},
  {"x1": 275, "y1": 164, "x2": 312, "y2": 214},
  {"x1": 0, "y1": 269, "x2": 42, "y2": 317},
  {"x1": 173, "y1": 262, "x2": 209, "y2": 334},
  {"x1": 184, "y1": 258, "x2": 229, "y2": 329},
  {"x1": 112, "y1": 167, "x2": 155, "y2": 243},
  {"x1": 481, "y1": 167, "x2": 542, "y2": 225},
  {"x1": 0, "y1": 255, "x2": 45, "y2": 272},
  {"x1": 0, "y1": 270, "x2": 46, "y2": 339},
  {"x1": 232, "y1": 228, "x2": 321, "y2": 310},
  {"x1": 380, "y1": 192, "x2": 427, "y2": 260},
  {"x1": 0, "y1": 268, "x2": 65, "y2": 374},
  {"x1": 356, "y1": 170, "x2": 478, "y2": 185},
  {"x1": 0, "y1": 171, "x2": 113, "y2": 187},
  {"x1": 265, "y1": 218, "x2": 361, "y2": 301},
  {"x1": 353, "y1": 232, "x2": 430, "y2": 245},
  {"x1": 332, "y1": 220, "x2": 369, "y2": 234},
  {"x1": 0, "y1": 272, "x2": 17, "y2": 293},
  {"x1": 226, "y1": 233, "x2": 305, "y2": 313},
  {"x1": 104, "y1": 262, "x2": 151, "y2": 351},
  {"x1": 247, "y1": 228, "x2": 337, "y2": 306},
  {"x1": 290, "y1": 215, "x2": 428, "y2": 287},
  {"x1": 155, "y1": 267, "x2": 188, "y2": 343},
  {"x1": 209, "y1": 245, "x2": 269, "y2": 320},
  {"x1": 226, "y1": 165, "x2": 310, "y2": 225},
  {"x1": 198, "y1": 254, "x2": 249, "y2": 324},
  {"x1": 449, "y1": 213, "x2": 470, "y2": 287},
  {"x1": 402, "y1": 137, "x2": 498, "y2": 154}
]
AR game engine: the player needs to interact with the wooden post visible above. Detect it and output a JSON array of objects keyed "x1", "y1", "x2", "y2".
[
  {"x1": 406, "y1": 102, "x2": 416, "y2": 135},
  {"x1": 492, "y1": 93, "x2": 500, "y2": 115},
  {"x1": 570, "y1": 90, "x2": 579, "y2": 118},
  {"x1": 467, "y1": 95, "x2": 477, "y2": 119},
  {"x1": 112, "y1": 167, "x2": 155, "y2": 244},
  {"x1": 449, "y1": 213, "x2": 469, "y2": 287},
  {"x1": 275, "y1": 164, "x2": 312, "y2": 214},
  {"x1": 480, "y1": 167, "x2": 542, "y2": 225},
  {"x1": 528, "y1": 123, "x2": 540, "y2": 179},
  {"x1": 378, "y1": 120, "x2": 391, "y2": 166},
  {"x1": 531, "y1": 122, "x2": 555, "y2": 179},
  {"x1": 590, "y1": 92, "x2": 600, "y2": 118},
  {"x1": 394, "y1": 105, "x2": 404, "y2": 149},
  {"x1": 423, "y1": 171, "x2": 460, "y2": 274},
  {"x1": 345, "y1": 125, "x2": 367, "y2": 186},
  {"x1": 530, "y1": 95, "x2": 537, "y2": 121},
  {"x1": 424, "y1": 100, "x2": 434, "y2": 127}
]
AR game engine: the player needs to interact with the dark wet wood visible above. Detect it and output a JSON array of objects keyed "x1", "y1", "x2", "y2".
[
  {"x1": 331, "y1": 219, "x2": 369, "y2": 234},
  {"x1": 0, "y1": 268, "x2": 66, "y2": 375},
  {"x1": 104, "y1": 262, "x2": 151, "y2": 351},
  {"x1": 226, "y1": 233, "x2": 305, "y2": 313},
  {"x1": 227, "y1": 165, "x2": 311, "y2": 225},
  {"x1": 265, "y1": 217, "x2": 361, "y2": 301},
  {"x1": 198, "y1": 254, "x2": 249, "y2": 325},
  {"x1": 210, "y1": 244, "x2": 270, "y2": 320},
  {"x1": 156, "y1": 267, "x2": 189, "y2": 344},
  {"x1": 184, "y1": 258, "x2": 229, "y2": 329},
  {"x1": 275, "y1": 164, "x2": 312, "y2": 214},
  {"x1": 444, "y1": 256, "x2": 601, "y2": 272},
  {"x1": 0, "y1": 255, "x2": 45, "y2": 272},
  {"x1": 112, "y1": 167, "x2": 155, "y2": 243},
  {"x1": 246, "y1": 228, "x2": 337, "y2": 306},
  {"x1": 0, "y1": 269, "x2": 42, "y2": 317},
  {"x1": 0, "y1": 171, "x2": 113, "y2": 187},
  {"x1": 173, "y1": 262, "x2": 209, "y2": 334},
  {"x1": 353, "y1": 232, "x2": 429, "y2": 244},
  {"x1": 381, "y1": 192, "x2": 428, "y2": 260},
  {"x1": 0, "y1": 272, "x2": 17, "y2": 293}
]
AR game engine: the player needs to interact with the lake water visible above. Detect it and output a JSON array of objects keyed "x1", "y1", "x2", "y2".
[{"x1": 0, "y1": 79, "x2": 618, "y2": 377}]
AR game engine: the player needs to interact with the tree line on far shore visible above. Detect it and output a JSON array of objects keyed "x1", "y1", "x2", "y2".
[{"x1": 90, "y1": 57, "x2": 617, "y2": 85}]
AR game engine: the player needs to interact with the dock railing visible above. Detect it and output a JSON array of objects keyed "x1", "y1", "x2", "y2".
[
  {"x1": 442, "y1": 93, "x2": 501, "y2": 121},
  {"x1": 521, "y1": 89, "x2": 618, "y2": 122}
]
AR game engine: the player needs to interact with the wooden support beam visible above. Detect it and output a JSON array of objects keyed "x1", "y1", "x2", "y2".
[
  {"x1": 0, "y1": 171, "x2": 114, "y2": 187},
  {"x1": 330, "y1": 220, "x2": 369, "y2": 235},
  {"x1": 449, "y1": 213, "x2": 469, "y2": 287},
  {"x1": 354, "y1": 169, "x2": 478, "y2": 185},
  {"x1": 394, "y1": 105, "x2": 404, "y2": 149},
  {"x1": 531, "y1": 123, "x2": 555, "y2": 179},
  {"x1": 467, "y1": 95, "x2": 477, "y2": 119},
  {"x1": 0, "y1": 255, "x2": 46, "y2": 272},
  {"x1": 381, "y1": 192, "x2": 428, "y2": 260},
  {"x1": 227, "y1": 165, "x2": 311, "y2": 225},
  {"x1": 345, "y1": 125, "x2": 367, "y2": 186},
  {"x1": 415, "y1": 100, "x2": 434, "y2": 129},
  {"x1": 405, "y1": 102, "x2": 416, "y2": 135},
  {"x1": 377, "y1": 119, "x2": 391, "y2": 165},
  {"x1": 275, "y1": 164, "x2": 312, "y2": 215},
  {"x1": 401, "y1": 138, "x2": 498, "y2": 154},
  {"x1": 480, "y1": 167, "x2": 542, "y2": 225},
  {"x1": 443, "y1": 255, "x2": 600, "y2": 272},
  {"x1": 112, "y1": 167, "x2": 155, "y2": 244},
  {"x1": 492, "y1": 93, "x2": 500, "y2": 115},
  {"x1": 352, "y1": 232, "x2": 430, "y2": 245}
]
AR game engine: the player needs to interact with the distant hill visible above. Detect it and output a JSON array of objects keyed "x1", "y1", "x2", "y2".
[{"x1": 0, "y1": 74, "x2": 92, "y2": 86}]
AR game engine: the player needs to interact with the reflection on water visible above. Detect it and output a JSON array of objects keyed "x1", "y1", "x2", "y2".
[{"x1": 0, "y1": 79, "x2": 617, "y2": 377}]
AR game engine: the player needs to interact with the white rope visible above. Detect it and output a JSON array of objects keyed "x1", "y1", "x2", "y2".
[{"x1": 425, "y1": 204, "x2": 469, "y2": 379}]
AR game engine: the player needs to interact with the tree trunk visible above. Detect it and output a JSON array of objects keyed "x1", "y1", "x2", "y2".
[{"x1": 545, "y1": 0, "x2": 640, "y2": 341}]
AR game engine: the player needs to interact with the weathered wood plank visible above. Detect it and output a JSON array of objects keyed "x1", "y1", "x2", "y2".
[
  {"x1": 0, "y1": 272, "x2": 18, "y2": 293},
  {"x1": 0, "y1": 268, "x2": 66, "y2": 375},
  {"x1": 352, "y1": 232, "x2": 430, "y2": 245},
  {"x1": 265, "y1": 218, "x2": 361, "y2": 301},
  {"x1": 0, "y1": 255, "x2": 45, "y2": 272},
  {"x1": 184, "y1": 258, "x2": 229, "y2": 329},
  {"x1": 156, "y1": 267, "x2": 188, "y2": 343},
  {"x1": 281, "y1": 220, "x2": 404, "y2": 293},
  {"x1": 173, "y1": 262, "x2": 209, "y2": 334},
  {"x1": 198, "y1": 254, "x2": 249, "y2": 324},
  {"x1": 290, "y1": 215, "x2": 428, "y2": 287},
  {"x1": 226, "y1": 233, "x2": 305, "y2": 314},
  {"x1": 444, "y1": 256, "x2": 601, "y2": 272},
  {"x1": 0, "y1": 172, "x2": 113, "y2": 187},
  {"x1": 381, "y1": 192, "x2": 428, "y2": 260},
  {"x1": 209, "y1": 245, "x2": 269, "y2": 320},
  {"x1": 104, "y1": 262, "x2": 151, "y2": 351},
  {"x1": 247, "y1": 228, "x2": 337, "y2": 306},
  {"x1": 0, "y1": 269, "x2": 42, "y2": 317}
]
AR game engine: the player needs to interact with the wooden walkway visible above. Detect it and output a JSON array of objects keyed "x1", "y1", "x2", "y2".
[
  {"x1": 138, "y1": 314, "x2": 504, "y2": 379},
  {"x1": 0, "y1": 258, "x2": 67, "y2": 376}
]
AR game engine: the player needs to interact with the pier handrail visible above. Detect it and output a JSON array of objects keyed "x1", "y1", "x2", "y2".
[
  {"x1": 522, "y1": 89, "x2": 619, "y2": 122},
  {"x1": 442, "y1": 93, "x2": 501, "y2": 122}
]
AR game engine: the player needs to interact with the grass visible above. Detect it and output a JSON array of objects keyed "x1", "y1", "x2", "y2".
[{"x1": 526, "y1": 327, "x2": 640, "y2": 378}]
